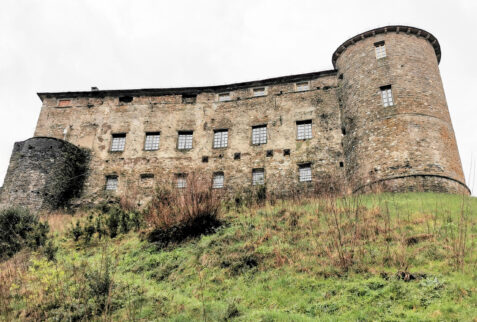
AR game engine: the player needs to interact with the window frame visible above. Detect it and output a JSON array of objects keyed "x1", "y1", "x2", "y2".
[
  {"x1": 144, "y1": 132, "x2": 160, "y2": 151},
  {"x1": 177, "y1": 131, "x2": 193, "y2": 150},
  {"x1": 296, "y1": 81, "x2": 310, "y2": 92},
  {"x1": 380, "y1": 85, "x2": 394, "y2": 107},
  {"x1": 213, "y1": 129, "x2": 229, "y2": 149},
  {"x1": 298, "y1": 163, "x2": 312, "y2": 182},
  {"x1": 176, "y1": 173, "x2": 187, "y2": 189},
  {"x1": 252, "y1": 87, "x2": 266, "y2": 97},
  {"x1": 296, "y1": 120, "x2": 313, "y2": 140},
  {"x1": 218, "y1": 92, "x2": 231, "y2": 102},
  {"x1": 110, "y1": 133, "x2": 126, "y2": 152},
  {"x1": 251, "y1": 125, "x2": 267, "y2": 145},
  {"x1": 252, "y1": 168, "x2": 265, "y2": 186},
  {"x1": 212, "y1": 171, "x2": 225, "y2": 189},
  {"x1": 374, "y1": 41, "x2": 386, "y2": 59},
  {"x1": 105, "y1": 175, "x2": 118, "y2": 191}
]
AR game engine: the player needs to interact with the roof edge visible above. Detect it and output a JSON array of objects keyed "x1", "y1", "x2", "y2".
[
  {"x1": 37, "y1": 69, "x2": 337, "y2": 100},
  {"x1": 332, "y1": 25, "x2": 441, "y2": 68}
]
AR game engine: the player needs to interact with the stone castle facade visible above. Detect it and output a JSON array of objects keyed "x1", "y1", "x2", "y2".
[{"x1": 0, "y1": 25, "x2": 470, "y2": 212}]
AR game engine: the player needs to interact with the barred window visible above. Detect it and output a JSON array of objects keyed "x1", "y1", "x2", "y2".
[
  {"x1": 144, "y1": 132, "x2": 160, "y2": 151},
  {"x1": 252, "y1": 168, "x2": 265, "y2": 186},
  {"x1": 105, "y1": 175, "x2": 118, "y2": 191},
  {"x1": 380, "y1": 85, "x2": 394, "y2": 107},
  {"x1": 374, "y1": 41, "x2": 386, "y2": 59},
  {"x1": 296, "y1": 81, "x2": 309, "y2": 91},
  {"x1": 252, "y1": 125, "x2": 267, "y2": 145},
  {"x1": 111, "y1": 134, "x2": 126, "y2": 152},
  {"x1": 299, "y1": 163, "x2": 312, "y2": 182},
  {"x1": 297, "y1": 120, "x2": 312, "y2": 140},
  {"x1": 176, "y1": 173, "x2": 187, "y2": 189},
  {"x1": 213, "y1": 129, "x2": 228, "y2": 148},
  {"x1": 213, "y1": 172, "x2": 224, "y2": 189},
  {"x1": 218, "y1": 92, "x2": 231, "y2": 102},
  {"x1": 253, "y1": 87, "x2": 266, "y2": 97},
  {"x1": 178, "y1": 131, "x2": 193, "y2": 150}
]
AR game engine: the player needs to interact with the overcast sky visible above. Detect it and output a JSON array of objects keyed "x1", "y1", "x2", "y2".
[{"x1": 0, "y1": 0, "x2": 476, "y2": 195}]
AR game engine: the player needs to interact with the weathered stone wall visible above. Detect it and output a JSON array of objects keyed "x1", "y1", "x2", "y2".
[
  {"x1": 335, "y1": 28, "x2": 469, "y2": 195},
  {"x1": 0, "y1": 137, "x2": 89, "y2": 212}
]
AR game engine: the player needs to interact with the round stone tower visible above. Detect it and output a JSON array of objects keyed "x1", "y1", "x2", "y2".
[{"x1": 333, "y1": 25, "x2": 469, "y2": 194}]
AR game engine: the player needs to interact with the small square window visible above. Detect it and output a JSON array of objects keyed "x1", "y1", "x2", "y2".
[
  {"x1": 299, "y1": 163, "x2": 312, "y2": 182},
  {"x1": 105, "y1": 175, "x2": 118, "y2": 191},
  {"x1": 178, "y1": 131, "x2": 193, "y2": 150},
  {"x1": 296, "y1": 81, "x2": 310, "y2": 91},
  {"x1": 253, "y1": 87, "x2": 266, "y2": 97},
  {"x1": 212, "y1": 172, "x2": 224, "y2": 189},
  {"x1": 58, "y1": 99, "x2": 71, "y2": 107},
  {"x1": 234, "y1": 152, "x2": 241, "y2": 160},
  {"x1": 266, "y1": 150, "x2": 273, "y2": 157},
  {"x1": 111, "y1": 134, "x2": 126, "y2": 152},
  {"x1": 218, "y1": 92, "x2": 231, "y2": 102},
  {"x1": 374, "y1": 41, "x2": 386, "y2": 59},
  {"x1": 144, "y1": 132, "x2": 160, "y2": 151},
  {"x1": 213, "y1": 129, "x2": 228, "y2": 148},
  {"x1": 380, "y1": 85, "x2": 394, "y2": 107},
  {"x1": 297, "y1": 120, "x2": 312, "y2": 140},
  {"x1": 176, "y1": 173, "x2": 187, "y2": 189},
  {"x1": 202, "y1": 156, "x2": 209, "y2": 163},
  {"x1": 252, "y1": 168, "x2": 265, "y2": 186},
  {"x1": 339, "y1": 162, "x2": 344, "y2": 168},
  {"x1": 283, "y1": 149, "x2": 290, "y2": 156},
  {"x1": 252, "y1": 125, "x2": 267, "y2": 145}
]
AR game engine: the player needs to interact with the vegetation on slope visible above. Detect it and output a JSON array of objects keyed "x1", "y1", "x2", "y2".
[{"x1": 1, "y1": 192, "x2": 476, "y2": 321}]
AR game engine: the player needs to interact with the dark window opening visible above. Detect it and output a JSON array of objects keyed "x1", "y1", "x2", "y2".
[
  {"x1": 339, "y1": 162, "x2": 344, "y2": 168},
  {"x1": 182, "y1": 94, "x2": 197, "y2": 104},
  {"x1": 338, "y1": 74, "x2": 343, "y2": 80},
  {"x1": 283, "y1": 149, "x2": 290, "y2": 156},
  {"x1": 140, "y1": 173, "x2": 154, "y2": 179},
  {"x1": 341, "y1": 127, "x2": 346, "y2": 135},
  {"x1": 266, "y1": 150, "x2": 273, "y2": 157},
  {"x1": 202, "y1": 156, "x2": 209, "y2": 163},
  {"x1": 374, "y1": 40, "x2": 385, "y2": 47},
  {"x1": 234, "y1": 152, "x2": 241, "y2": 160},
  {"x1": 119, "y1": 96, "x2": 133, "y2": 103}
]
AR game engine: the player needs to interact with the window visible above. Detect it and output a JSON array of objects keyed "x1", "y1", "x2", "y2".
[
  {"x1": 176, "y1": 173, "x2": 187, "y2": 189},
  {"x1": 144, "y1": 132, "x2": 160, "y2": 151},
  {"x1": 177, "y1": 131, "x2": 193, "y2": 150},
  {"x1": 297, "y1": 120, "x2": 312, "y2": 140},
  {"x1": 296, "y1": 81, "x2": 310, "y2": 91},
  {"x1": 213, "y1": 129, "x2": 228, "y2": 148},
  {"x1": 299, "y1": 163, "x2": 312, "y2": 182},
  {"x1": 266, "y1": 150, "x2": 273, "y2": 157},
  {"x1": 213, "y1": 172, "x2": 224, "y2": 189},
  {"x1": 380, "y1": 85, "x2": 394, "y2": 107},
  {"x1": 283, "y1": 149, "x2": 290, "y2": 156},
  {"x1": 252, "y1": 125, "x2": 267, "y2": 145},
  {"x1": 111, "y1": 134, "x2": 126, "y2": 152},
  {"x1": 253, "y1": 87, "x2": 266, "y2": 97},
  {"x1": 375, "y1": 41, "x2": 386, "y2": 59},
  {"x1": 234, "y1": 152, "x2": 241, "y2": 160},
  {"x1": 218, "y1": 92, "x2": 231, "y2": 102},
  {"x1": 202, "y1": 156, "x2": 209, "y2": 163},
  {"x1": 182, "y1": 94, "x2": 197, "y2": 104},
  {"x1": 58, "y1": 99, "x2": 71, "y2": 107},
  {"x1": 105, "y1": 175, "x2": 118, "y2": 191},
  {"x1": 140, "y1": 174, "x2": 154, "y2": 187},
  {"x1": 252, "y1": 168, "x2": 265, "y2": 186}
]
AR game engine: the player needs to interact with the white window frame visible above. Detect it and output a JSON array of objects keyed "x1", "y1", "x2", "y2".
[
  {"x1": 296, "y1": 81, "x2": 310, "y2": 92},
  {"x1": 375, "y1": 41, "x2": 386, "y2": 59},
  {"x1": 297, "y1": 120, "x2": 312, "y2": 140},
  {"x1": 111, "y1": 134, "x2": 126, "y2": 152},
  {"x1": 105, "y1": 176, "x2": 118, "y2": 191},
  {"x1": 380, "y1": 86, "x2": 394, "y2": 107},
  {"x1": 176, "y1": 174, "x2": 187, "y2": 189},
  {"x1": 144, "y1": 132, "x2": 160, "y2": 151},
  {"x1": 252, "y1": 125, "x2": 267, "y2": 145},
  {"x1": 299, "y1": 164, "x2": 312, "y2": 182},
  {"x1": 253, "y1": 87, "x2": 266, "y2": 97},
  {"x1": 177, "y1": 131, "x2": 193, "y2": 150},
  {"x1": 213, "y1": 129, "x2": 228, "y2": 148},
  {"x1": 218, "y1": 92, "x2": 231, "y2": 102},
  {"x1": 212, "y1": 172, "x2": 225, "y2": 189},
  {"x1": 252, "y1": 168, "x2": 265, "y2": 186}
]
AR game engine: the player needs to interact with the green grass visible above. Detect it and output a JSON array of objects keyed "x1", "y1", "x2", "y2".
[{"x1": 2, "y1": 192, "x2": 477, "y2": 321}]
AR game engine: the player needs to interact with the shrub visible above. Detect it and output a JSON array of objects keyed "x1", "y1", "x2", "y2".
[
  {"x1": 0, "y1": 207, "x2": 49, "y2": 260},
  {"x1": 146, "y1": 172, "x2": 222, "y2": 247}
]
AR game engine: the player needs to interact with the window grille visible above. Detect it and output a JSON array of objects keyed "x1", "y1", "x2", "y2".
[
  {"x1": 253, "y1": 87, "x2": 266, "y2": 97},
  {"x1": 252, "y1": 125, "x2": 267, "y2": 145},
  {"x1": 296, "y1": 81, "x2": 310, "y2": 91},
  {"x1": 299, "y1": 164, "x2": 312, "y2": 182},
  {"x1": 176, "y1": 174, "x2": 187, "y2": 189},
  {"x1": 178, "y1": 131, "x2": 193, "y2": 150},
  {"x1": 213, "y1": 129, "x2": 228, "y2": 148},
  {"x1": 252, "y1": 168, "x2": 265, "y2": 186},
  {"x1": 105, "y1": 176, "x2": 118, "y2": 190},
  {"x1": 380, "y1": 86, "x2": 394, "y2": 107},
  {"x1": 111, "y1": 134, "x2": 126, "y2": 152},
  {"x1": 144, "y1": 132, "x2": 160, "y2": 150},
  {"x1": 213, "y1": 172, "x2": 224, "y2": 189},
  {"x1": 375, "y1": 42, "x2": 386, "y2": 59},
  {"x1": 218, "y1": 92, "x2": 231, "y2": 102},
  {"x1": 297, "y1": 120, "x2": 312, "y2": 140}
]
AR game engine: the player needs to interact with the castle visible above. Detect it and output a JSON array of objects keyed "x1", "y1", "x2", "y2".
[{"x1": 0, "y1": 25, "x2": 470, "y2": 212}]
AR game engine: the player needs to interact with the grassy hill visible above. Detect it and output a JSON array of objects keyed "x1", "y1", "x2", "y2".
[{"x1": 1, "y1": 192, "x2": 477, "y2": 321}]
